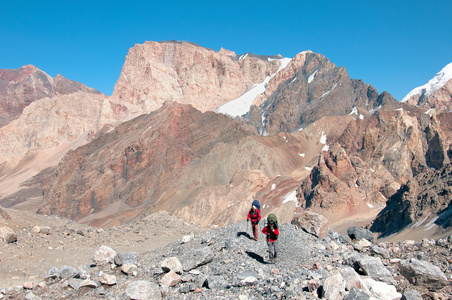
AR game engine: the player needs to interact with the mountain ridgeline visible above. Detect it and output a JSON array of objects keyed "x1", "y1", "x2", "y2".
[{"x1": 1, "y1": 40, "x2": 452, "y2": 242}]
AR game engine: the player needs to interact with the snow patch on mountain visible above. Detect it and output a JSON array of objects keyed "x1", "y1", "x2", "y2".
[
  {"x1": 217, "y1": 57, "x2": 292, "y2": 118},
  {"x1": 308, "y1": 70, "x2": 318, "y2": 83},
  {"x1": 402, "y1": 62, "x2": 452, "y2": 103}
]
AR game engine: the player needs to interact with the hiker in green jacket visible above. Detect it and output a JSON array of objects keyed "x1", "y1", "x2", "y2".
[{"x1": 262, "y1": 214, "x2": 279, "y2": 263}]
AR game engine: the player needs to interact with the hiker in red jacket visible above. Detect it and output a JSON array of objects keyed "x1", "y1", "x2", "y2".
[
  {"x1": 262, "y1": 214, "x2": 279, "y2": 263},
  {"x1": 247, "y1": 205, "x2": 261, "y2": 240}
]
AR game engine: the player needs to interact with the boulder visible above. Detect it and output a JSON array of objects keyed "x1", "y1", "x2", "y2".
[
  {"x1": 68, "y1": 278, "x2": 82, "y2": 290},
  {"x1": 206, "y1": 275, "x2": 228, "y2": 290},
  {"x1": 79, "y1": 279, "x2": 97, "y2": 289},
  {"x1": 161, "y1": 271, "x2": 181, "y2": 287},
  {"x1": 93, "y1": 245, "x2": 116, "y2": 265},
  {"x1": 0, "y1": 226, "x2": 17, "y2": 243},
  {"x1": 160, "y1": 257, "x2": 183, "y2": 273},
  {"x1": 343, "y1": 287, "x2": 371, "y2": 300},
  {"x1": 99, "y1": 272, "x2": 117, "y2": 286},
  {"x1": 59, "y1": 266, "x2": 80, "y2": 280},
  {"x1": 181, "y1": 246, "x2": 214, "y2": 271},
  {"x1": 321, "y1": 272, "x2": 346, "y2": 299},
  {"x1": 369, "y1": 245, "x2": 390, "y2": 259},
  {"x1": 45, "y1": 266, "x2": 60, "y2": 279},
  {"x1": 399, "y1": 259, "x2": 448, "y2": 291},
  {"x1": 361, "y1": 278, "x2": 401, "y2": 300},
  {"x1": 291, "y1": 210, "x2": 329, "y2": 239},
  {"x1": 121, "y1": 264, "x2": 138, "y2": 276},
  {"x1": 401, "y1": 289, "x2": 423, "y2": 300},
  {"x1": 347, "y1": 227, "x2": 374, "y2": 241},
  {"x1": 339, "y1": 267, "x2": 366, "y2": 291},
  {"x1": 126, "y1": 280, "x2": 161, "y2": 300},
  {"x1": 345, "y1": 253, "x2": 396, "y2": 285}
]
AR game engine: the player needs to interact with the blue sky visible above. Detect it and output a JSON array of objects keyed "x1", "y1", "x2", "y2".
[{"x1": 1, "y1": 0, "x2": 451, "y2": 100}]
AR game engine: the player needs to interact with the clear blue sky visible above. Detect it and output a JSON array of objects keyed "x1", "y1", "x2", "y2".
[{"x1": 1, "y1": 0, "x2": 451, "y2": 100}]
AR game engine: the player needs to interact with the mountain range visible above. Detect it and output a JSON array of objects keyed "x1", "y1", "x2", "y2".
[{"x1": 1, "y1": 40, "x2": 452, "y2": 242}]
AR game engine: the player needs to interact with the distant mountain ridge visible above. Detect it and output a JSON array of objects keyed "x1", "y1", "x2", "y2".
[{"x1": 0, "y1": 65, "x2": 101, "y2": 127}]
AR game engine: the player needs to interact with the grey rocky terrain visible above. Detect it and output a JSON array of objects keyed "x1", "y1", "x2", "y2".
[{"x1": 1, "y1": 217, "x2": 451, "y2": 299}]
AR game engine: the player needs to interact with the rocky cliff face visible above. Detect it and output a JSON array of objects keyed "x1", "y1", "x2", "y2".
[
  {"x1": 245, "y1": 51, "x2": 405, "y2": 135},
  {"x1": 295, "y1": 109, "x2": 452, "y2": 224},
  {"x1": 0, "y1": 65, "x2": 101, "y2": 127},
  {"x1": 111, "y1": 41, "x2": 281, "y2": 115}
]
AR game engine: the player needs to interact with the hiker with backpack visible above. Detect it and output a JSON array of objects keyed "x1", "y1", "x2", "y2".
[
  {"x1": 262, "y1": 213, "x2": 279, "y2": 263},
  {"x1": 247, "y1": 200, "x2": 261, "y2": 240}
]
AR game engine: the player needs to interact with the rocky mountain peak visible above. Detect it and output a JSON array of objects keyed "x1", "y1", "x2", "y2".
[
  {"x1": 402, "y1": 62, "x2": 452, "y2": 111},
  {"x1": 0, "y1": 65, "x2": 101, "y2": 128}
]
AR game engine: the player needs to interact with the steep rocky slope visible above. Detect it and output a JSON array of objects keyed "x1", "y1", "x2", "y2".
[
  {"x1": 36, "y1": 102, "x2": 313, "y2": 227},
  {"x1": 0, "y1": 65, "x2": 101, "y2": 127},
  {"x1": 245, "y1": 51, "x2": 410, "y2": 135},
  {"x1": 294, "y1": 109, "x2": 452, "y2": 229}
]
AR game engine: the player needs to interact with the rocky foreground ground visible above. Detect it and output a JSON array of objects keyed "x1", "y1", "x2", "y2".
[{"x1": 1, "y1": 214, "x2": 451, "y2": 299}]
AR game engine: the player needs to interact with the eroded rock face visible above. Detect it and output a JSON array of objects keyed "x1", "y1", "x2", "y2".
[
  {"x1": 0, "y1": 65, "x2": 101, "y2": 127},
  {"x1": 112, "y1": 41, "x2": 280, "y2": 114}
]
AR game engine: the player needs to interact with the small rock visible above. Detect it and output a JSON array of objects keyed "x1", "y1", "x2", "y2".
[
  {"x1": 23, "y1": 282, "x2": 34, "y2": 290},
  {"x1": 68, "y1": 278, "x2": 82, "y2": 290},
  {"x1": 0, "y1": 226, "x2": 17, "y2": 243},
  {"x1": 401, "y1": 289, "x2": 423, "y2": 300},
  {"x1": 361, "y1": 278, "x2": 401, "y2": 300},
  {"x1": 24, "y1": 292, "x2": 41, "y2": 300},
  {"x1": 321, "y1": 272, "x2": 346, "y2": 299},
  {"x1": 93, "y1": 245, "x2": 116, "y2": 265},
  {"x1": 179, "y1": 285, "x2": 190, "y2": 293},
  {"x1": 347, "y1": 227, "x2": 374, "y2": 241},
  {"x1": 126, "y1": 280, "x2": 161, "y2": 300},
  {"x1": 114, "y1": 254, "x2": 124, "y2": 266},
  {"x1": 99, "y1": 272, "x2": 117, "y2": 286},
  {"x1": 161, "y1": 257, "x2": 182, "y2": 273},
  {"x1": 241, "y1": 276, "x2": 258, "y2": 286},
  {"x1": 79, "y1": 279, "x2": 97, "y2": 288},
  {"x1": 161, "y1": 270, "x2": 181, "y2": 287},
  {"x1": 206, "y1": 275, "x2": 227, "y2": 290},
  {"x1": 343, "y1": 287, "x2": 371, "y2": 300},
  {"x1": 436, "y1": 238, "x2": 448, "y2": 247},
  {"x1": 60, "y1": 266, "x2": 80, "y2": 280},
  {"x1": 181, "y1": 246, "x2": 214, "y2": 271},
  {"x1": 182, "y1": 234, "x2": 194, "y2": 243},
  {"x1": 46, "y1": 266, "x2": 60, "y2": 279},
  {"x1": 370, "y1": 245, "x2": 390, "y2": 259},
  {"x1": 122, "y1": 263, "x2": 138, "y2": 276}
]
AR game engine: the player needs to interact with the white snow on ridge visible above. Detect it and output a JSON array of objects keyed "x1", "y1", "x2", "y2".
[
  {"x1": 308, "y1": 70, "x2": 318, "y2": 83},
  {"x1": 282, "y1": 190, "x2": 298, "y2": 204},
  {"x1": 217, "y1": 57, "x2": 292, "y2": 118},
  {"x1": 320, "y1": 131, "x2": 327, "y2": 144},
  {"x1": 319, "y1": 83, "x2": 337, "y2": 100},
  {"x1": 402, "y1": 62, "x2": 452, "y2": 103}
]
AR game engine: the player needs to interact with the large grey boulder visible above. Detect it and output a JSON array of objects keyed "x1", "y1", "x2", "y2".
[
  {"x1": 291, "y1": 210, "x2": 329, "y2": 239},
  {"x1": 399, "y1": 259, "x2": 448, "y2": 291},
  {"x1": 181, "y1": 246, "x2": 214, "y2": 271},
  {"x1": 347, "y1": 227, "x2": 374, "y2": 241},
  {"x1": 126, "y1": 280, "x2": 161, "y2": 300},
  {"x1": 345, "y1": 253, "x2": 396, "y2": 285}
]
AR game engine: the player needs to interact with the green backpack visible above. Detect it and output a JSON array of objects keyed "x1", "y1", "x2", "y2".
[{"x1": 267, "y1": 213, "x2": 278, "y2": 227}]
